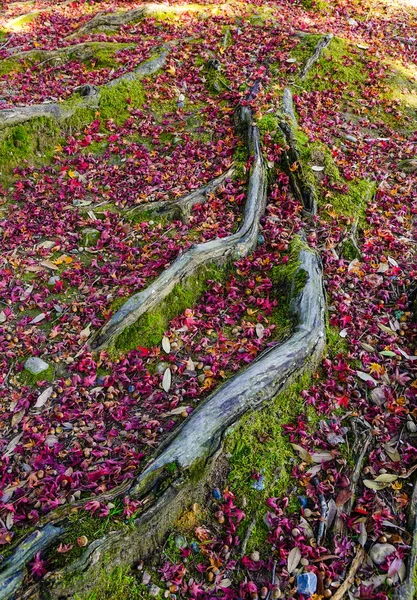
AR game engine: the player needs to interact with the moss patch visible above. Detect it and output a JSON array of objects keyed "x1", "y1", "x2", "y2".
[
  {"x1": 112, "y1": 263, "x2": 226, "y2": 353},
  {"x1": 74, "y1": 565, "x2": 149, "y2": 600},
  {"x1": 225, "y1": 372, "x2": 319, "y2": 554}
]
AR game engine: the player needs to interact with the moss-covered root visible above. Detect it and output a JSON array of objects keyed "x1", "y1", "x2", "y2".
[
  {"x1": 0, "y1": 46, "x2": 169, "y2": 131},
  {"x1": 299, "y1": 33, "x2": 333, "y2": 80},
  {"x1": 131, "y1": 242, "x2": 325, "y2": 498},
  {"x1": 126, "y1": 166, "x2": 235, "y2": 225},
  {"x1": 393, "y1": 480, "x2": 417, "y2": 600}
]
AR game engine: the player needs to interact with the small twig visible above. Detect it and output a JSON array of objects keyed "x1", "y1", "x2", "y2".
[
  {"x1": 332, "y1": 546, "x2": 365, "y2": 600},
  {"x1": 0, "y1": 35, "x2": 14, "y2": 51},
  {"x1": 240, "y1": 518, "x2": 256, "y2": 557},
  {"x1": 0, "y1": 361, "x2": 16, "y2": 390}
]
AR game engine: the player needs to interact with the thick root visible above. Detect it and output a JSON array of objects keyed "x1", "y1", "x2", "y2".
[{"x1": 90, "y1": 108, "x2": 267, "y2": 351}]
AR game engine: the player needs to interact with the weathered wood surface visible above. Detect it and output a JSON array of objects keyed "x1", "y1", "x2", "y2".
[{"x1": 132, "y1": 246, "x2": 326, "y2": 490}]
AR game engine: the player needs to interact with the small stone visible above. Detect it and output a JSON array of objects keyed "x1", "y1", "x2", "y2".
[
  {"x1": 212, "y1": 487, "x2": 222, "y2": 500},
  {"x1": 301, "y1": 558, "x2": 309, "y2": 567},
  {"x1": 348, "y1": 17, "x2": 358, "y2": 26},
  {"x1": 324, "y1": 590, "x2": 332, "y2": 598},
  {"x1": 297, "y1": 573, "x2": 317, "y2": 596},
  {"x1": 24, "y1": 357, "x2": 49, "y2": 376},
  {"x1": 149, "y1": 584, "x2": 161, "y2": 597},
  {"x1": 250, "y1": 551, "x2": 260, "y2": 562},
  {"x1": 81, "y1": 228, "x2": 100, "y2": 248},
  {"x1": 251, "y1": 475, "x2": 265, "y2": 491},
  {"x1": 142, "y1": 571, "x2": 152, "y2": 585},
  {"x1": 304, "y1": 508, "x2": 312, "y2": 518},
  {"x1": 48, "y1": 276, "x2": 60, "y2": 286},
  {"x1": 157, "y1": 362, "x2": 169, "y2": 373},
  {"x1": 369, "y1": 543, "x2": 396, "y2": 565},
  {"x1": 175, "y1": 535, "x2": 187, "y2": 549},
  {"x1": 406, "y1": 421, "x2": 417, "y2": 433},
  {"x1": 272, "y1": 589, "x2": 281, "y2": 599},
  {"x1": 260, "y1": 587, "x2": 268, "y2": 599},
  {"x1": 345, "y1": 134, "x2": 358, "y2": 143}
]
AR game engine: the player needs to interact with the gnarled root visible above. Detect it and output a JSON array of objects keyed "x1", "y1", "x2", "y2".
[
  {"x1": 90, "y1": 107, "x2": 267, "y2": 351},
  {"x1": 299, "y1": 34, "x2": 333, "y2": 80},
  {"x1": 0, "y1": 47, "x2": 170, "y2": 131},
  {"x1": 126, "y1": 166, "x2": 235, "y2": 222},
  {"x1": 277, "y1": 88, "x2": 318, "y2": 215}
]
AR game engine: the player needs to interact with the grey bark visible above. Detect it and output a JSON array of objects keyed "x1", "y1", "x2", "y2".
[{"x1": 299, "y1": 34, "x2": 333, "y2": 80}]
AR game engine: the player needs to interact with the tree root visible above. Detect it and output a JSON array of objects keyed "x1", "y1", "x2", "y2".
[
  {"x1": 130, "y1": 245, "x2": 325, "y2": 494},
  {"x1": 6, "y1": 40, "x2": 134, "y2": 62},
  {"x1": 70, "y1": 3, "x2": 220, "y2": 38},
  {"x1": 0, "y1": 237, "x2": 325, "y2": 600},
  {"x1": 89, "y1": 106, "x2": 267, "y2": 351},
  {"x1": 126, "y1": 166, "x2": 235, "y2": 222},
  {"x1": 277, "y1": 88, "x2": 318, "y2": 215},
  {"x1": 0, "y1": 46, "x2": 170, "y2": 131},
  {"x1": 299, "y1": 34, "x2": 333, "y2": 80}
]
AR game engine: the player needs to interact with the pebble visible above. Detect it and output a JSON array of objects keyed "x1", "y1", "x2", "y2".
[
  {"x1": 142, "y1": 571, "x2": 152, "y2": 585},
  {"x1": 212, "y1": 487, "x2": 222, "y2": 500},
  {"x1": 345, "y1": 134, "x2": 358, "y2": 142},
  {"x1": 304, "y1": 508, "x2": 312, "y2": 518},
  {"x1": 24, "y1": 357, "x2": 49, "y2": 375},
  {"x1": 297, "y1": 573, "x2": 317, "y2": 596},
  {"x1": 250, "y1": 551, "x2": 260, "y2": 562},
  {"x1": 149, "y1": 585, "x2": 161, "y2": 597},
  {"x1": 406, "y1": 421, "x2": 417, "y2": 433},
  {"x1": 369, "y1": 543, "x2": 396, "y2": 565},
  {"x1": 251, "y1": 475, "x2": 265, "y2": 491},
  {"x1": 175, "y1": 535, "x2": 187, "y2": 549},
  {"x1": 48, "y1": 276, "x2": 60, "y2": 286}
]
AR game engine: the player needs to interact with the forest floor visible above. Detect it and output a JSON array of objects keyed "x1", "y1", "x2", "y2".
[{"x1": 0, "y1": 0, "x2": 417, "y2": 598}]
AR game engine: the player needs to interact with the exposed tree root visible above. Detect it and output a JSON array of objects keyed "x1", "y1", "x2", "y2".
[
  {"x1": 69, "y1": 3, "x2": 226, "y2": 38},
  {"x1": 277, "y1": 88, "x2": 318, "y2": 215},
  {"x1": 0, "y1": 47, "x2": 170, "y2": 131},
  {"x1": 131, "y1": 245, "x2": 325, "y2": 493},
  {"x1": 89, "y1": 107, "x2": 267, "y2": 351},
  {"x1": 0, "y1": 240, "x2": 325, "y2": 600},
  {"x1": 331, "y1": 546, "x2": 366, "y2": 600},
  {"x1": 126, "y1": 166, "x2": 235, "y2": 222},
  {"x1": 6, "y1": 40, "x2": 133, "y2": 62},
  {"x1": 299, "y1": 34, "x2": 333, "y2": 80}
]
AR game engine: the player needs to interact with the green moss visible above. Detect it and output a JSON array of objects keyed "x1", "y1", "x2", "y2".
[
  {"x1": 301, "y1": 0, "x2": 330, "y2": 12},
  {"x1": 98, "y1": 80, "x2": 145, "y2": 125},
  {"x1": 74, "y1": 565, "x2": 149, "y2": 600},
  {"x1": 326, "y1": 324, "x2": 349, "y2": 357},
  {"x1": 295, "y1": 135, "x2": 375, "y2": 223},
  {"x1": 233, "y1": 141, "x2": 250, "y2": 180},
  {"x1": 6, "y1": 11, "x2": 39, "y2": 31},
  {"x1": 113, "y1": 263, "x2": 226, "y2": 353},
  {"x1": 297, "y1": 36, "x2": 367, "y2": 94},
  {"x1": 225, "y1": 371, "x2": 318, "y2": 553},
  {"x1": 0, "y1": 117, "x2": 61, "y2": 182},
  {"x1": 18, "y1": 364, "x2": 54, "y2": 385}
]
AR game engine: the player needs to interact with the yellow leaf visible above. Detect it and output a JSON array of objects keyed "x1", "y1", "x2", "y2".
[
  {"x1": 67, "y1": 171, "x2": 77, "y2": 179},
  {"x1": 369, "y1": 362, "x2": 384, "y2": 375}
]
